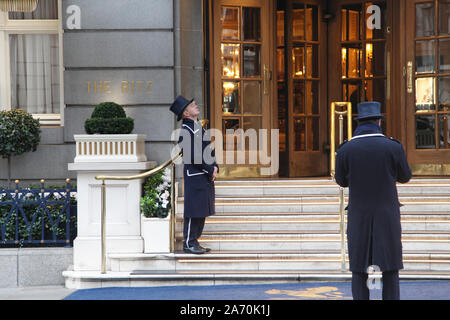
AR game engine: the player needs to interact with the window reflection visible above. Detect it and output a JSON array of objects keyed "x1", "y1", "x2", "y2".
[
  {"x1": 416, "y1": 115, "x2": 436, "y2": 149},
  {"x1": 293, "y1": 47, "x2": 305, "y2": 78},
  {"x1": 415, "y1": 40, "x2": 435, "y2": 74},
  {"x1": 439, "y1": 115, "x2": 450, "y2": 148},
  {"x1": 439, "y1": 77, "x2": 450, "y2": 111},
  {"x1": 221, "y1": 44, "x2": 240, "y2": 78},
  {"x1": 221, "y1": 7, "x2": 240, "y2": 40},
  {"x1": 222, "y1": 81, "x2": 240, "y2": 114},
  {"x1": 415, "y1": 77, "x2": 436, "y2": 111},
  {"x1": 293, "y1": 6, "x2": 305, "y2": 41},
  {"x1": 416, "y1": 2, "x2": 435, "y2": 37}
]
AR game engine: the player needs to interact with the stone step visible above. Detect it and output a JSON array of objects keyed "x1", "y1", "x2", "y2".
[
  {"x1": 63, "y1": 269, "x2": 450, "y2": 289},
  {"x1": 175, "y1": 219, "x2": 450, "y2": 232},
  {"x1": 108, "y1": 251, "x2": 450, "y2": 273},
  {"x1": 172, "y1": 232, "x2": 450, "y2": 251},
  {"x1": 176, "y1": 201, "x2": 450, "y2": 214}
]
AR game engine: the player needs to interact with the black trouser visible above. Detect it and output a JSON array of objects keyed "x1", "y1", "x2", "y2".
[
  {"x1": 352, "y1": 270, "x2": 400, "y2": 300},
  {"x1": 183, "y1": 217, "x2": 206, "y2": 248}
]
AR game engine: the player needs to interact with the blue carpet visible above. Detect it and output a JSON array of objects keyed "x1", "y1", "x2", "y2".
[{"x1": 64, "y1": 280, "x2": 450, "y2": 300}]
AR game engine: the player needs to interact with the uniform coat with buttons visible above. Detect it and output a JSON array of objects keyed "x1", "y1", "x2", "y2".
[
  {"x1": 335, "y1": 122, "x2": 412, "y2": 273},
  {"x1": 178, "y1": 118, "x2": 218, "y2": 219}
]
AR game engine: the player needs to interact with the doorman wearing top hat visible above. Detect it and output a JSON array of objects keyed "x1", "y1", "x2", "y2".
[
  {"x1": 335, "y1": 101, "x2": 412, "y2": 300},
  {"x1": 170, "y1": 95, "x2": 219, "y2": 254}
]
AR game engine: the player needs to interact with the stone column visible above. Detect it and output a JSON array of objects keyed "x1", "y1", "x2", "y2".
[{"x1": 68, "y1": 135, "x2": 156, "y2": 271}]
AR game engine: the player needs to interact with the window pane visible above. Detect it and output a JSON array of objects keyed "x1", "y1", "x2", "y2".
[
  {"x1": 243, "y1": 44, "x2": 260, "y2": 77},
  {"x1": 344, "y1": 45, "x2": 362, "y2": 78},
  {"x1": 293, "y1": 5, "x2": 305, "y2": 41},
  {"x1": 243, "y1": 7, "x2": 261, "y2": 41},
  {"x1": 9, "y1": 34, "x2": 60, "y2": 114},
  {"x1": 439, "y1": 39, "x2": 450, "y2": 73},
  {"x1": 341, "y1": 9, "x2": 347, "y2": 41},
  {"x1": 415, "y1": 40, "x2": 436, "y2": 74},
  {"x1": 306, "y1": 5, "x2": 318, "y2": 41},
  {"x1": 221, "y1": 7, "x2": 240, "y2": 40},
  {"x1": 343, "y1": 81, "x2": 361, "y2": 108},
  {"x1": 347, "y1": 5, "x2": 362, "y2": 41},
  {"x1": 223, "y1": 118, "x2": 240, "y2": 150},
  {"x1": 277, "y1": 10, "x2": 285, "y2": 46},
  {"x1": 306, "y1": 45, "x2": 319, "y2": 78},
  {"x1": 439, "y1": 114, "x2": 450, "y2": 148},
  {"x1": 415, "y1": 77, "x2": 436, "y2": 111},
  {"x1": 306, "y1": 81, "x2": 319, "y2": 115},
  {"x1": 277, "y1": 48, "x2": 285, "y2": 81},
  {"x1": 8, "y1": 0, "x2": 58, "y2": 19},
  {"x1": 243, "y1": 81, "x2": 261, "y2": 114},
  {"x1": 416, "y1": 115, "x2": 436, "y2": 149},
  {"x1": 294, "y1": 118, "x2": 306, "y2": 151},
  {"x1": 222, "y1": 81, "x2": 240, "y2": 114},
  {"x1": 364, "y1": 79, "x2": 386, "y2": 112},
  {"x1": 439, "y1": 0, "x2": 450, "y2": 35},
  {"x1": 293, "y1": 46, "x2": 305, "y2": 78},
  {"x1": 222, "y1": 44, "x2": 240, "y2": 78},
  {"x1": 416, "y1": 2, "x2": 435, "y2": 37},
  {"x1": 307, "y1": 117, "x2": 320, "y2": 151},
  {"x1": 439, "y1": 77, "x2": 450, "y2": 111},
  {"x1": 293, "y1": 80, "x2": 305, "y2": 114},
  {"x1": 365, "y1": 42, "x2": 385, "y2": 77}
]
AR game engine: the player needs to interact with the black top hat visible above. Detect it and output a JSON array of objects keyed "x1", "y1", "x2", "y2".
[
  {"x1": 355, "y1": 101, "x2": 384, "y2": 121},
  {"x1": 170, "y1": 95, "x2": 194, "y2": 121}
]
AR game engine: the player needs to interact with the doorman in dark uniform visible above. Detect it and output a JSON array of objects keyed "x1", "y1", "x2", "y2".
[
  {"x1": 335, "y1": 101, "x2": 412, "y2": 300},
  {"x1": 170, "y1": 95, "x2": 219, "y2": 254}
]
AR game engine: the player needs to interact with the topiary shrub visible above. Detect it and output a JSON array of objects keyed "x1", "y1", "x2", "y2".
[
  {"x1": 0, "y1": 109, "x2": 41, "y2": 189},
  {"x1": 84, "y1": 102, "x2": 134, "y2": 134}
]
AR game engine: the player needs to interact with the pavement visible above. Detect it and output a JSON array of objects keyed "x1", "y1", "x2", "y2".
[{"x1": 0, "y1": 280, "x2": 449, "y2": 300}]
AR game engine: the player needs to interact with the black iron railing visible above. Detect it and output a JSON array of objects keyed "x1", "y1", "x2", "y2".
[{"x1": 0, "y1": 179, "x2": 77, "y2": 247}]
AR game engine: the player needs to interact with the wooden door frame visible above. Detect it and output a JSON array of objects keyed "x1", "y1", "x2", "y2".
[
  {"x1": 280, "y1": 0, "x2": 329, "y2": 177},
  {"x1": 327, "y1": 0, "x2": 395, "y2": 139},
  {"x1": 208, "y1": 0, "x2": 276, "y2": 178},
  {"x1": 404, "y1": 0, "x2": 450, "y2": 175}
]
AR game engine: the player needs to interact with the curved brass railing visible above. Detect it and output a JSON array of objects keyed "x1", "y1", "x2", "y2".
[{"x1": 95, "y1": 150, "x2": 182, "y2": 274}]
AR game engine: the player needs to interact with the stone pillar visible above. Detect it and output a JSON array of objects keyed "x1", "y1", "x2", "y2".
[{"x1": 68, "y1": 135, "x2": 156, "y2": 271}]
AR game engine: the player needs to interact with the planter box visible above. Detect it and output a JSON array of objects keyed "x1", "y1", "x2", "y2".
[
  {"x1": 74, "y1": 134, "x2": 147, "y2": 163},
  {"x1": 141, "y1": 214, "x2": 171, "y2": 253}
]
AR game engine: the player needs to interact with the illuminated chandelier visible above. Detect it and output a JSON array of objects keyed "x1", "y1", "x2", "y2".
[{"x1": 0, "y1": 0, "x2": 39, "y2": 12}]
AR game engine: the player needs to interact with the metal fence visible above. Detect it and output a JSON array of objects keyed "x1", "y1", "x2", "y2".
[{"x1": 0, "y1": 179, "x2": 77, "y2": 247}]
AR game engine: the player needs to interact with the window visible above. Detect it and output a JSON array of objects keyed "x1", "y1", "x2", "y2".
[{"x1": 0, "y1": 0, "x2": 63, "y2": 126}]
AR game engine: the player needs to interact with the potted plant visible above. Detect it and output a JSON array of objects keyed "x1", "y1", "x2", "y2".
[
  {"x1": 74, "y1": 101, "x2": 147, "y2": 163},
  {"x1": 140, "y1": 167, "x2": 172, "y2": 253},
  {"x1": 0, "y1": 109, "x2": 41, "y2": 189}
]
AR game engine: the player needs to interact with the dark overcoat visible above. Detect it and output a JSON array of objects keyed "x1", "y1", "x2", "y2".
[
  {"x1": 335, "y1": 124, "x2": 412, "y2": 272},
  {"x1": 178, "y1": 118, "x2": 218, "y2": 218}
]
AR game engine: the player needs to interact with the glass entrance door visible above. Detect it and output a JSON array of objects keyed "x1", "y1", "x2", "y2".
[
  {"x1": 277, "y1": 0, "x2": 328, "y2": 177},
  {"x1": 327, "y1": 0, "x2": 391, "y2": 147},
  {"x1": 405, "y1": 0, "x2": 450, "y2": 174},
  {"x1": 212, "y1": 0, "x2": 272, "y2": 177}
]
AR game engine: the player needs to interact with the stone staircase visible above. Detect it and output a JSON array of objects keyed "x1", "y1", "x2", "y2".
[{"x1": 66, "y1": 178, "x2": 450, "y2": 288}]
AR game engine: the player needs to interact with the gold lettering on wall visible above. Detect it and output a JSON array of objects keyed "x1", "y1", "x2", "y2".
[{"x1": 87, "y1": 80, "x2": 153, "y2": 94}]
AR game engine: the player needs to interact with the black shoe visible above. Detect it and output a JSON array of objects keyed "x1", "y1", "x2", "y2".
[
  {"x1": 183, "y1": 246, "x2": 205, "y2": 254},
  {"x1": 199, "y1": 245, "x2": 211, "y2": 252}
]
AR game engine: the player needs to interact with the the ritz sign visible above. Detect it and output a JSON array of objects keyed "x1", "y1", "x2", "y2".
[{"x1": 85, "y1": 80, "x2": 153, "y2": 95}]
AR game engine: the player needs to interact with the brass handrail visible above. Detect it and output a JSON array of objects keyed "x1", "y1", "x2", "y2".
[
  {"x1": 95, "y1": 150, "x2": 182, "y2": 274},
  {"x1": 330, "y1": 102, "x2": 352, "y2": 272}
]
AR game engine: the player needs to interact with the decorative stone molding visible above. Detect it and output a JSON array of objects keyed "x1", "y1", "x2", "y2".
[{"x1": 74, "y1": 134, "x2": 147, "y2": 163}]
